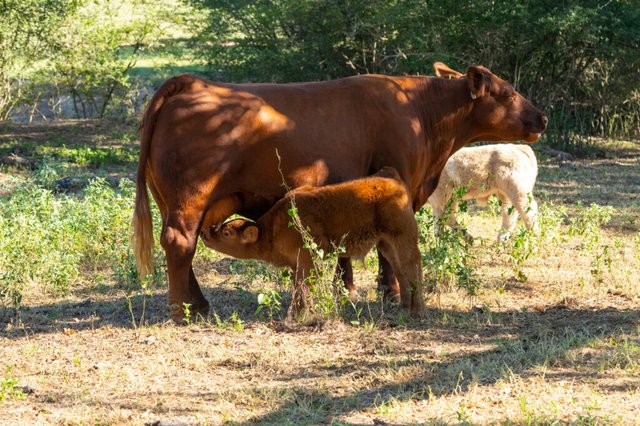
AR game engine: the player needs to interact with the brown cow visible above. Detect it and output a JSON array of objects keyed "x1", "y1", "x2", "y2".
[
  {"x1": 132, "y1": 63, "x2": 547, "y2": 322},
  {"x1": 200, "y1": 167, "x2": 425, "y2": 317}
]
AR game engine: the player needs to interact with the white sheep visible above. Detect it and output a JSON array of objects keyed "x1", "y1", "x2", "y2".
[{"x1": 427, "y1": 143, "x2": 539, "y2": 241}]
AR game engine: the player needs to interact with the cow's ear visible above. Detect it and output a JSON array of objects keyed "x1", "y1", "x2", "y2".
[
  {"x1": 241, "y1": 226, "x2": 259, "y2": 244},
  {"x1": 466, "y1": 66, "x2": 492, "y2": 99},
  {"x1": 434, "y1": 62, "x2": 464, "y2": 79}
]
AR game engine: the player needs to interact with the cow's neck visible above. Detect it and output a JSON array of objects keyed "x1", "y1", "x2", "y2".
[{"x1": 408, "y1": 76, "x2": 477, "y2": 156}]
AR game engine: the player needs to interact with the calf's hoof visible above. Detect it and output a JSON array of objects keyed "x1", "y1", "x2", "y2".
[
  {"x1": 411, "y1": 306, "x2": 427, "y2": 318},
  {"x1": 382, "y1": 290, "x2": 401, "y2": 304}
]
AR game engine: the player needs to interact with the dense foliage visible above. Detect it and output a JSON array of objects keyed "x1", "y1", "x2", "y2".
[
  {"x1": 0, "y1": 0, "x2": 77, "y2": 119},
  {"x1": 1, "y1": 0, "x2": 174, "y2": 120},
  {"x1": 190, "y1": 0, "x2": 640, "y2": 147}
]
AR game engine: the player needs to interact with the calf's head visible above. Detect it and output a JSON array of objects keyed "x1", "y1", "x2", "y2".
[
  {"x1": 200, "y1": 219, "x2": 259, "y2": 258},
  {"x1": 435, "y1": 63, "x2": 548, "y2": 144}
]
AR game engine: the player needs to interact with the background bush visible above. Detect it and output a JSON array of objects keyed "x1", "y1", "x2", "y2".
[{"x1": 189, "y1": 0, "x2": 640, "y2": 148}]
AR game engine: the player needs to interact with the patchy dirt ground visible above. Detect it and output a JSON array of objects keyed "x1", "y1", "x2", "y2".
[{"x1": 1, "y1": 122, "x2": 639, "y2": 425}]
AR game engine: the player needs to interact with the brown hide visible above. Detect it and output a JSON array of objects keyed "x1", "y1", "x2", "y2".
[
  {"x1": 132, "y1": 65, "x2": 547, "y2": 322},
  {"x1": 201, "y1": 169, "x2": 425, "y2": 317}
]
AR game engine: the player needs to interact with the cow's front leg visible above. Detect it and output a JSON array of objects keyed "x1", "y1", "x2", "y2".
[{"x1": 376, "y1": 249, "x2": 401, "y2": 303}]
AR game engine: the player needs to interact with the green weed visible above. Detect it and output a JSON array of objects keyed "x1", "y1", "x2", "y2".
[
  {"x1": 256, "y1": 289, "x2": 283, "y2": 320},
  {"x1": 287, "y1": 201, "x2": 350, "y2": 320},
  {"x1": 507, "y1": 226, "x2": 538, "y2": 282},
  {"x1": 213, "y1": 311, "x2": 245, "y2": 332},
  {"x1": 0, "y1": 366, "x2": 25, "y2": 402},
  {"x1": 568, "y1": 203, "x2": 614, "y2": 251}
]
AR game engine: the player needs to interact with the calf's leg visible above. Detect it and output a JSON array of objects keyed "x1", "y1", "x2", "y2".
[
  {"x1": 378, "y1": 238, "x2": 425, "y2": 317},
  {"x1": 288, "y1": 251, "x2": 314, "y2": 319},
  {"x1": 337, "y1": 258, "x2": 359, "y2": 301},
  {"x1": 376, "y1": 250, "x2": 401, "y2": 302},
  {"x1": 517, "y1": 194, "x2": 539, "y2": 234}
]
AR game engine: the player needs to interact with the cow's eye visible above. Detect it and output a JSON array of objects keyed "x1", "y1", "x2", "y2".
[{"x1": 222, "y1": 229, "x2": 231, "y2": 238}]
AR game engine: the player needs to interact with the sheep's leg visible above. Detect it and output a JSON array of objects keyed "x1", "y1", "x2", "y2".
[{"x1": 498, "y1": 195, "x2": 519, "y2": 241}]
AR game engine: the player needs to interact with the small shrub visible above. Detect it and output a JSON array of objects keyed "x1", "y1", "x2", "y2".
[
  {"x1": 418, "y1": 187, "x2": 480, "y2": 297},
  {"x1": 507, "y1": 226, "x2": 538, "y2": 282},
  {"x1": 256, "y1": 289, "x2": 283, "y2": 320}
]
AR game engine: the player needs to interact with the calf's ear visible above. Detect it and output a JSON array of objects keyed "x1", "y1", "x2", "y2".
[
  {"x1": 434, "y1": 62, "x2": 464, "y2": 79},
  {"x1": 466, "y1": 66, "x2": 492, "y2": 99},
  {"x1": 241, "y1": 226, "x2": 259, "y2": 244}
]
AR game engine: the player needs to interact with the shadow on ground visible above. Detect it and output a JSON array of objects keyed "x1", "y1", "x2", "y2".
[{"x1": 2, "y1": 282, "x2": 637, "y2": 425}]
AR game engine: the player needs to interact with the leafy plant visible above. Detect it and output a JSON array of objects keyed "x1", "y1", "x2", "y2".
[
  {"x1": 213, "y1": 311, "x2": 245, "y2": 332},
  {"x1": 256, "y1": 289, "x2": 283, "y2": 320},
  {"x1": 286, "y1": 201, "x2": 350, "y2": 320},
  {"x1": 508, "y1": 226, "x2": 538, "y2": 282}
]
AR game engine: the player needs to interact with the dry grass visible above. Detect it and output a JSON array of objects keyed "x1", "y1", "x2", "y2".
[{"x1": 1, "y1": 129, "x2": 639, "y2": 425}]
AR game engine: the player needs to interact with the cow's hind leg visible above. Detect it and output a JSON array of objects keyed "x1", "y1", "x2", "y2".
[
  {"x1": 161, "y1": 210, "x2": 207, "y2": 323},
  {"x1": 162, "y1": 195, "x2": 240, "y2": 323}
]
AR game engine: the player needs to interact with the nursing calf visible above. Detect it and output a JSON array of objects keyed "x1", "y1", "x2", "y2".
[
  {"x1": 200, "y1": 168, "x2": 425, "y2": 318},
  {"x1": 428, "y1": 144, "x2": 539, "y2": 241}
]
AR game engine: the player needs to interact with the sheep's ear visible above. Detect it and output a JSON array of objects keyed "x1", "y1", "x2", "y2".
[
  {"x1": 434, "y1": 62, "x2": 463, "y2": 79},
  {"x1": 466, "y1": 65, "x2": 492, "y2": 99},
  {"x1": 241, "y1": 226, "x2": 259, "y2": 244}
]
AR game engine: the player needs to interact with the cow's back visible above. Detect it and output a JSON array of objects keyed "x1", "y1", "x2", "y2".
[{"x1": 149, "y1": 75, "x2": 425, "y2": 216}]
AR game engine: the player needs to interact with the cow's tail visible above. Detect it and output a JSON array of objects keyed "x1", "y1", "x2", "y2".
[{"x1": 131, "y1": 76, "x2": 190, "y2": 281}]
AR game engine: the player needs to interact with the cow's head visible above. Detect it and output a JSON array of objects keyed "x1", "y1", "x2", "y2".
[
  {"x1": 435, "y1": 63, "x2": 547, "y2": 143},
  {"x1": 200, "y1": 219, "x2": 259, "y2": 258}
]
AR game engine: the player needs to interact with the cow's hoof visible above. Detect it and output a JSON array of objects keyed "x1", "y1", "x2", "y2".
[
  {"x1": 167, "y1": 303, "x2": 185, "y2": 324},
  {"x1": 167, "y1": 301, "x2": 210, "y2": 324}
]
